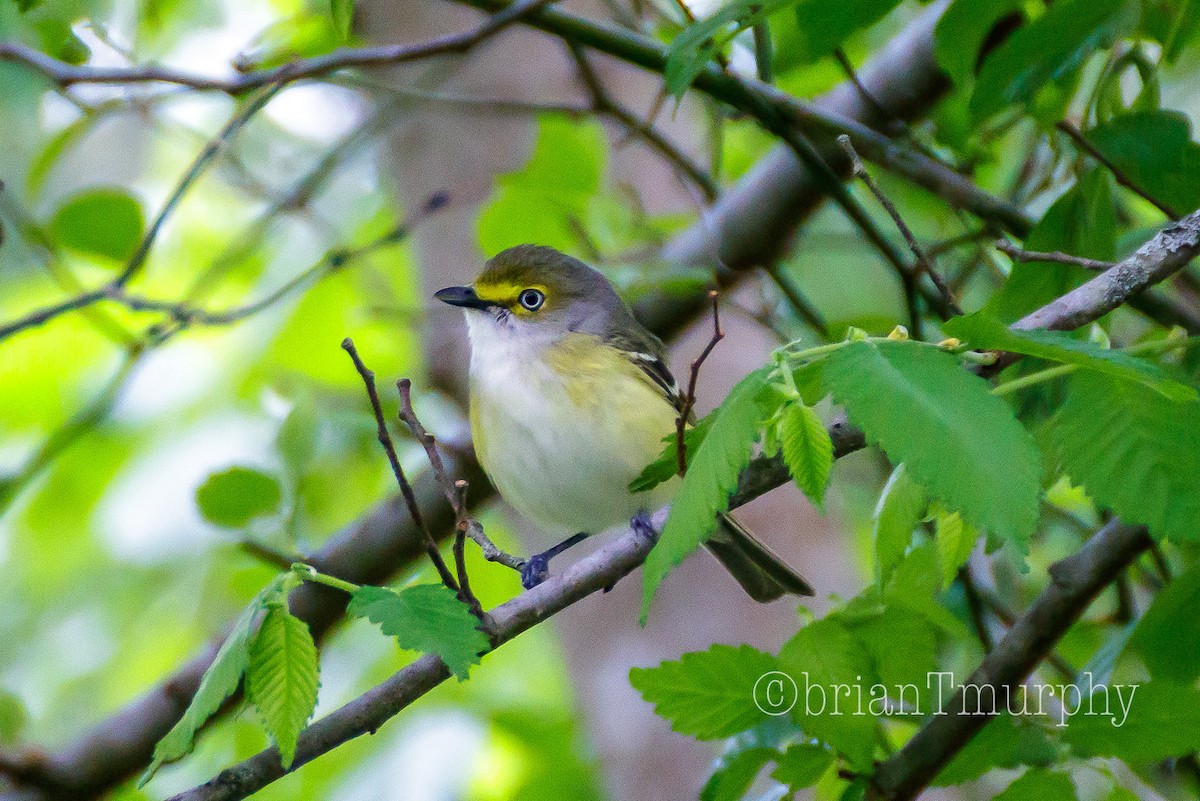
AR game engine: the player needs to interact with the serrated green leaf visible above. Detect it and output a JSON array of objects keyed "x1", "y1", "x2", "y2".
[
  {"x1": 843, "y1": 603, "x2": 938, "y2": 694},
  {"x1": 824, "y1": 340, "x2": 1041, "y2": 550},
  {"x1": 348, "y1": 584, "x2": 488, "y2": 679},
  {"x1": 1064, "y1": 682, "x2": 1200, "y2": 762},
  {"x1": 629, "y1": 644, "x2": 777, "y2": 740},
  {"x1": 934, "y1": 0, "x2": 1024, "y2": 83},
  {"x1": 933, "y1": 508, "x2": 978, "y2": 591},
  {"x1": 642, "y1": 367, "x2": 778, "y2": 621},
  {"x1": 778, "y1": 618, "x2": 877, "y2": 770},
  {"x1": 52, "y1": 188, "x2": 145, "y2": 261},
  {"x1": 630, "y1": 414, "x2": 713, "y2": 494},
  {"x1": 993, "y1": 769, "x2": 1077, "y2": 801},
  {"x1": 933, "y1": 713, "x2": 1057, "y2": 786},
  {"x1": 770, "y1": 743, "x2": 832, "y2": 790},
  {"x1": 943, "y1": 312, "x2": 1196, "y2": 401},
  {"x1": 970, "y1": 0, "x2": 1138, "y2": 121},
  {"x1": 141, "y1": 580, "x2": 282, "y2": 786},
  {"x1": 247, "y1": 606, "x2": 319, "y2": 769},
  {"x1": 873, "y1": 463, "x2": 927, "y2": 585},
  {"x1": 1129, "y1": 563, "x2": 1200, "y2": 683},
  {"x1": 701, "y1": 746, "x2": 776, "y2": 801},
  {"x1": 1051, "y1": 371, "x2": 1200, "y2": 542},
  {"x1": 778, "y1": 401, "x2": 832, "y2": 511},
  {"x1": 196, "y1": 466, "x2": 282, "y2": 529}
]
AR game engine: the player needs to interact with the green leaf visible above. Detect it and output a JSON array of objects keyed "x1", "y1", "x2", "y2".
[
  {"x1": 630, "y1": 414, "x2": 713, "y2": 494},
  {"x1": 943, "y1": 311, "x2": 1197, "y2": 401},
  {"x1": 642, "y1": 367, "x2": 777, "y2": 621},
  {"x1": 823, "y1": 340, "x2": 1041, "y2": 550},
  {"x1": 1050, "y1": 371, "x2": 1200, "y2": 542},
  {"x1": 629, "y1": 644, "x2": 777, "y2": 740},
  {"x1": 778, "y1": 618, "x2": 877, "y2": 770},
  {"x1": 778, "y1": 401, "x2": 832, "y2": 511},
  {"x1": 933, "y1": 713, "x2": 1056, "y2": 786},
  {"x1": 1129, "y1": 563, "x2": 1200, "y2": 683},
  {"x1": 32, "y1": 17, "x2": 90, "y2": 64},
  {"x1": 933, "y1": 508, "x2": 978, "y2": 591},
  {"x1": 1064, "y1": 682, "x2": 1200, "y2": 762},
  {"x1": 844, "y1": 602, "x2": 938, "y2": 693},
  {"x1": 700, "y1": 746, "x2": 776, "y2": 801},
  {"x1": 788, "y1": 0, "x2": 903, "y2": 64},
  {"x1": 478, "y1": 116, "x2": 606, "y2": 254},
  {"x1": 348, "y1": 584, "x2": 489, "y2": 680},
  {"x1": 51, "y1": 188, "x2": 145, "y2": 261},
  {"x1": 970, "y1": 0, "x2": 1139, "y2": 121},
  {"x1": 993, "y1": 769, "x2": 1077, "y2": 801},
  {"x1": 664, "y1": 0, "x2": 791, "y2": 97},
  {"x1": 330, "y1": 0, "x2": 354, "y2": 38},
  {"x1": 0, "y1": 690, "x2": 27, "y2": 745},
  {"x1": 770, "y1": 743, "x2": 833, "y2": 790},
  {"x1": 247, "y1": 606, "x2": 319, "y2": 768},
  {"x1": 141, "y1": 581, "x2": 280, "y2": 786},
  {"x1": 873, "y1": 463, "x2": 927, "y2": 585},
  {"x1": 934, "y1": 0, "x2": 1024, "y2": 83},
  {"x1": 196, "y1": 466, "x2": 283, "y2": 529},
  {"x1": 1084, "y1": 111, "x2": 1200, "y2": 216},
  {"x1": 988, "y1": 169, "x2": 1116, "y2": 322}
]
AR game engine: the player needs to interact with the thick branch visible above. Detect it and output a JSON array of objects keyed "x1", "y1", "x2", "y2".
[{"x1": 871, "y1": 520, "x2": 1153, "y2": 801}]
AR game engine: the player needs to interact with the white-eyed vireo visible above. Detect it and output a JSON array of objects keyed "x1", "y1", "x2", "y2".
[{"x1": 436, "y1": 244, "x2": 812, "y2": 601}]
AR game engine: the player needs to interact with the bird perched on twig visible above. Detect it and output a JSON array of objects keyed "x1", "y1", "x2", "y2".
[{"x1": 436, "y1": 244, "x2": 812, "y2": 601}]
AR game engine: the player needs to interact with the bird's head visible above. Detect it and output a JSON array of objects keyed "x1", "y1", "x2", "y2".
[{"x1": 435, "y1": 245, "x2": 626, "y2": 341}]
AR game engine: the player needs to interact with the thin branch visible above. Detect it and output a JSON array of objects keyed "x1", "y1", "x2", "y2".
[
  {"x1": 995, "y1": 238, "x2": 1115, "y2": 271},
  {"x1": 1056, "y1": 120, "x2": 1181, "y2": 220},
  {"x1": 0, "y1": 86, "x2": 279, "y2": 342},
  {"x1": 340, "y1": 340, "x2": 460, "y2": 592},
  {"x1": 838, "y1": 134, "x2": 962, "y2": 319},
  {"x1": 676, "y1": 290, "x2": 724, "y2": 476},
  {"x1": 567, "y1": 43, "x2": 719, "y2": 202},
  {"x1": 0, "y1": 0, "x2": 557, "y2": 94}
]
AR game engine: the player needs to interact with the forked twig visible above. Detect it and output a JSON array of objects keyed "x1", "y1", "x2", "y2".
[
  {"x1": 676, "y1": 290, "x2": 724, "y2": 476},
  {"x1": 341, "y1": 339, "x2": 460, "y2": 592},
  {"x1": 995, "y1": 239, "x2": 1114, "y2": 271},
  {"x1": 837, "y1": 135, "x2": 962, "y2": 319}
]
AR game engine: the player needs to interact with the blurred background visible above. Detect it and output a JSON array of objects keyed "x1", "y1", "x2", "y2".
[{"x1": 2, "y1": 0, "x2": 1198, "y2": 799}]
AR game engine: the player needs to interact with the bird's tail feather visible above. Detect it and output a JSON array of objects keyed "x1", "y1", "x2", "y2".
[{"x1": 704, "y1": 513, "x2": 814, "y2": 602}]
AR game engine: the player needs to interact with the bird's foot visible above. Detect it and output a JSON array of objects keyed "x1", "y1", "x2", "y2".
[
  {"x1": 519, "y1": 532, "x2": 589, "y2": 590},
  {"x1": 630, "y1": 511, "x2": 660, "y2": 543}
]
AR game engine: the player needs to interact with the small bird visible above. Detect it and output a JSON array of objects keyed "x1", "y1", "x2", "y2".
[{"x1": 436, "y1": 244, "x2": 813, "y2": 601}]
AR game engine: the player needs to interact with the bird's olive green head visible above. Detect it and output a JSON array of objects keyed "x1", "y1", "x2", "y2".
[{"x1": 435, "y1": 244, "x2": 631, "y2": 339}]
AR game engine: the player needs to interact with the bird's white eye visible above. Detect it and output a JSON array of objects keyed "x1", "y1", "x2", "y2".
[{"x1": 518, "y1": 288, "x2": 545, "y2": 311}]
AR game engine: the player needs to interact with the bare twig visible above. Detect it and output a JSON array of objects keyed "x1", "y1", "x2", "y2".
[
  {"x1": 0, "y1": 0, "x2": 557, "y2": 94},
  {"x1": 996, "y1": 238, "x2": 1115, "y2": 271},
  {"x1": 395, "y1": 378, "x2": 490, "y2": 613},
  {"x1": 838, "y1": 134, "x2": 962, "y2": 319},
  {"x1": 676, "y1": 290, "x2": 724, "y2": 476},
  {"x1": 567, "y1": 43, "x2": 719, "y2": 202},
  {"x1": 1056, "y1": 120, "x2": 1181, "y2": 220},
  {"x1": 340, "y1": 339, "x2": 460, "y2": 592}
]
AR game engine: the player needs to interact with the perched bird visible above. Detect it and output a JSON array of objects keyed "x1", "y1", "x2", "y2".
[{"x1": 436, "y1": 244, "x2": 812, "y2": 601}]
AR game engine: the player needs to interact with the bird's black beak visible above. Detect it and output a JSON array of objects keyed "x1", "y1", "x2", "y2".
[{"x1": 434, "y1": 286, "x2": 493, "y2": 310}]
